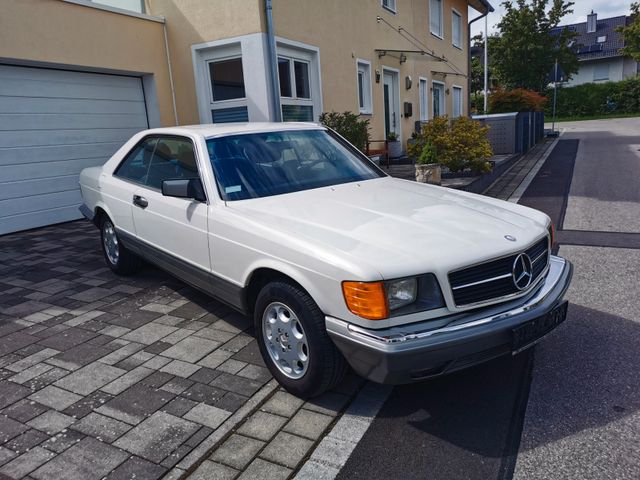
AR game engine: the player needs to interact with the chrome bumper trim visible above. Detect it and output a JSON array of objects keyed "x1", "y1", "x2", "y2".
[{"x1": 346, "y1": 255, "x2": 568, "y2": 345}]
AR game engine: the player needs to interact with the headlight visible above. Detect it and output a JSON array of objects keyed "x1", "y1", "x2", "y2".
[{"x1": 386, "y1": 278, "x2": 417, "y2": 310}]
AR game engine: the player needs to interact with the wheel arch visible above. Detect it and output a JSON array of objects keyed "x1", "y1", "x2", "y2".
[{"x1": 243, "y1": 263, "x2": 323, "y2": 316}]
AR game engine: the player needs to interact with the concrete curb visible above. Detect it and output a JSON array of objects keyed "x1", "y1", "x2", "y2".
[
  {"x1": 293, "y1": 383, "x2": 393, "y2": 479},
  {"x1": 508, "y1": 131, "x2": 564, "y2": 203}
]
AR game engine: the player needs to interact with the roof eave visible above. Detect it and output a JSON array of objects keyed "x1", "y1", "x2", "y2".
[{"x1": 468, "y1": 0, "x2": 494, "y2": 14}]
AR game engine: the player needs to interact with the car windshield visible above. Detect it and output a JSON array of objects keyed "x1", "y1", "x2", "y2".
[{"x1": 206, "y1": 129, "x2": 384, "y2": 201}]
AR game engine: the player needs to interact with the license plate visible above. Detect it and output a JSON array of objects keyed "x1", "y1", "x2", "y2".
[{"x1": 512, "y1": 301, "x2": 568, "y2": 354}]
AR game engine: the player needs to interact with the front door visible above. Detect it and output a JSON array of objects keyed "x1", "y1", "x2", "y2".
[
  {"x1": 131, "y1": 135, "x2": 210, "y2": 270},
  {"x1": 383, "y1": 70, "x2": 400, "y2": 139}
]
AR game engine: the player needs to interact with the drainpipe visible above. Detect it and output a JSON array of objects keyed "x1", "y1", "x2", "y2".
[
  {"x1": 265, "y1": 0, "x2": 282, "y2": 122},
  {"x1": 468, "y1": 1, "x2": 493, "y2": 116}
]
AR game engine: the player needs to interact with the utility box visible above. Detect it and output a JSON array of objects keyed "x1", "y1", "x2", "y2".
[
  {"x1": 472, "y1": 112, "x2": 518, "y2": 154},
  {"x1": 472, "y1": 112, "x2": 545, "y2": 155}
]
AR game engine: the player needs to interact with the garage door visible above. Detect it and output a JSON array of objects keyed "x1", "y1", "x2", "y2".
[{"x1": 0, "y1": 64, "x2": 149, "y2": 235}]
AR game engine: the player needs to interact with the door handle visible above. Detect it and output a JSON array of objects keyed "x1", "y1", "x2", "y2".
[{"x1": 133, "y1": 195, "x2": 148, "y2": 209}]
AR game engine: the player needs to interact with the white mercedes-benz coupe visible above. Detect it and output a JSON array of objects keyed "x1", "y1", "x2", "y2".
[{"x1": 79, "y1": 123, "x2": 572, "y2": 397}]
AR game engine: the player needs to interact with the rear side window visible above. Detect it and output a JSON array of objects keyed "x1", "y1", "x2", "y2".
[
  {"x1": 114, "y1": 137, "x2": 157, "y2": 184},
  {"x1": 114, "y1": 136, "x2": 200, "y2": 190},
  {"x1": 145, "y1": 137, "x2": 200, "y2": 190}
]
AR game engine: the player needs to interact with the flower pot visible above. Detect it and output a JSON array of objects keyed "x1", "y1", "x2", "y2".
[
  {"x1": 388, "y1": 140, "x2": 402, "y2": 159},
  {"x1": 415, "y1": 163, "x2": 442, "y2": 185}
]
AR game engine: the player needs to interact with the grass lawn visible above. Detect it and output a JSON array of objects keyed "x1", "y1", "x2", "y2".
[{"x1": 550, "y1": 112, "x2": 640, "y2": 123}]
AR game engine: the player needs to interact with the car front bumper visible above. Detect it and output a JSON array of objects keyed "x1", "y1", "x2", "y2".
[{"x1": 326, "y1": 255, "x2": 573, "y2": 384}]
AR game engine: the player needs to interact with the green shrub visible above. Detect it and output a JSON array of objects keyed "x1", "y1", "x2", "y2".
[
  {"x1": 409, "y1": 116, "x2": 493, "y2": 173},
  {"x1": 489, "y1": 88, "x2": 547, "y2": 113},
  {"x1": 319, "y1": 111, "x2": 370, "y2": 152},
  {"x1": 545, "y1": 77, "x2": 640, "y2": 117}
]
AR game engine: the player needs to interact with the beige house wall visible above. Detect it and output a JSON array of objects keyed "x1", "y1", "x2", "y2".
[
  {"x1": 145, "y1": 0, "x2": 265, "y2": 125},
  {"x1": 0, "y1": 0, "x2": 176, "y2": 127},
  {"x1": 272, "y1": 0, "x2": 471, "y2": 142}
]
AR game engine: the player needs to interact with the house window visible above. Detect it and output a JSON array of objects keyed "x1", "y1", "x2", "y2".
[
  {"x1": 357, "y1": 60, "x2": 372, "y2": 114},
  {"x1": 432, "y1": 82, "x2": 445, "y2": 117},
  {"x1": 597, "y1": 35, "x2": 607, "y2": 43},
  {"x1": 430, "y1": 0, "x2": 443, "y2": 38},
  {"x1": 209, "y1": 58, "x2": 245, "y2": 101},
  {"x1": 453, "y1": 86, "x2": 463, "y2": 117},
  {"x1": 452, "y1": 10, "x2": 462, "y2": 48},
  {"x1": 382, "y1": 0, "x2": 396, "y2": 13},
  {"x1": 419, "y1": 78, "x2": 428, "y2": 121},
  {"x1": 278, "y1": 56, "x2": 313, "y2": 121},
  {"x1": 594, "y1": 63, "x2": 610, "y2": 81},
  {"x1": 208, "y1": 56, "x2": 249, "y2": 123}
]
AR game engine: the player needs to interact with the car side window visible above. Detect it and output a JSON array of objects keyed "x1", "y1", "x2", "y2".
[
  {"x1": 114, "y1": 137, "x2": 157, "y2": 184},
  {"x1": 145, "y1": 137, "x2": 200, "y2": 190}
]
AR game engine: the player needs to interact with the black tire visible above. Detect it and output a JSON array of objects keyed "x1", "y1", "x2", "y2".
[
  {"x1": 100, "y1": 216, "x2": 142, "y2": 275},
  {"x1": 254, "y1": 280, "x2": 348, "y2": 398}
]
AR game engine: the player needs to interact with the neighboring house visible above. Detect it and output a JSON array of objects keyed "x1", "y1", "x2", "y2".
[
  {"x1": 554, "y1": 11, "x2": 639, "y2": 86},
  {"x1": 0, "y1": 0, "x2": 492, "y2": 235}
]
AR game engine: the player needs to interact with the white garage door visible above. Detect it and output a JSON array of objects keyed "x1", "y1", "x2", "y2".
[{"x1": 0, "y1": 65, "x2": 149, "y2": 235}]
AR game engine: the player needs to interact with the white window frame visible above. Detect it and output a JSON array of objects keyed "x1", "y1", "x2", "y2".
[
  {"x1": 276, "y1": 38, "x2": 323, "y2": 122},
  {"x1": 430, "y1": 0, "x2": 444, "y2": 39},
  {"x1": 432, "y1": 80, "x2": 446, "y2": 117},
  {"x1": 419, "y1": 77, "x2": 429, "y2": 121},
  {"x1": 192, "y1": 34, "x2": 272, "y2": 124},
  {"x1": 381, "y1": 0, "x2": 396, "y2": 13},
  {"x1": 452, "y1": 9, "x2": 462, "y2": 49},
  {"x1": 356, "y1": 59, "x2": 373, "y2": 115},
  {"x1": 452, "y1": 85, "x2": 463, "y2": 117},
  {"x1": 197, "y1": 42, "x2": 249, "y2": 123}
]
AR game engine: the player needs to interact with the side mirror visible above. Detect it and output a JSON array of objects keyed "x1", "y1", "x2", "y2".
[{"x1": 161, "y1": 178, "x2": 206, "y2": 202}]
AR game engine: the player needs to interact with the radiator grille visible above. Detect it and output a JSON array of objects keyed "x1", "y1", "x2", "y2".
[{"x1": 449, "y1": 237, "x2": 549, "y2": 306}]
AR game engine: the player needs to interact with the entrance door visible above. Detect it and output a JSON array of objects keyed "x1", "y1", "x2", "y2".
[{"x1": 383, "y1": 70, "x2": 400, "y2": 139}]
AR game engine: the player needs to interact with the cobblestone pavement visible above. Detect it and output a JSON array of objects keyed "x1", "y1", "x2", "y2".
[{"x1": 0, "y1": 221, "x2": 363, "y2": 480}]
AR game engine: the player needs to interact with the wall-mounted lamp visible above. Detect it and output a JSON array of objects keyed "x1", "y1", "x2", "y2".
[
  {"x1": 446, "y1": 88, "x2": 450, "y2": 95},
  {"x1": 405, "y1": 76, "x2": 412, "y2": 90},
  {"x1": 399, "y1": 53, "x2": 407, "y2": 64},
  {"x1": 375, "y1": 69, "x2": 381, "y2": 83}
]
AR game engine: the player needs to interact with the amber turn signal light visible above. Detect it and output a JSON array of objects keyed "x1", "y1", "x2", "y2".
[{"x1": 342, "y1": 281, "x2": 389, "y2": 320}]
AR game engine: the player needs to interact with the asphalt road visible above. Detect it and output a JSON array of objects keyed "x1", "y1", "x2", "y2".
[{"x1": 336, "y1": 118, "x2": 640, "y2": 480}]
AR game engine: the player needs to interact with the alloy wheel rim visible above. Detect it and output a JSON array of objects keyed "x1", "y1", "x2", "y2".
[
  {"x1": 103, "y1": 221, "x2": 119, "y2": 265},
  {"x1": 262, "y1": 301, "x2": 309, "y2": 379}
]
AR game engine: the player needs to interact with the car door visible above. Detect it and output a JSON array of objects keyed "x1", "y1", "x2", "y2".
[
  {"x1": 131, "y1": 135, "x2": 210, "y2": 271},
  {"x1": 107, "y1": 136, "x2": 158, "y2": 236}
]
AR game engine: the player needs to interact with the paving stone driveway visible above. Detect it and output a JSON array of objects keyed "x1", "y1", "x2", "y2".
[{"x1": 0, "y1": 221, "x2": 280, "y2": 479}]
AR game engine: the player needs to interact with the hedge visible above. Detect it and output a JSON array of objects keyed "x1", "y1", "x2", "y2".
[{"x1": 545, "y1": 77, "x2": 640, "y2": 117}]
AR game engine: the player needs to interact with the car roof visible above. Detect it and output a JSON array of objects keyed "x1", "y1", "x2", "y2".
[{"x1": 142, "y1": 122, "x2": 326, "y2": 139}]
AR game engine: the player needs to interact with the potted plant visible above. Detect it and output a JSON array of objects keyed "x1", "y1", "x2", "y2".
[
  {"x1": 415, "y1": 140, "x2": 441, "y2": 185},
  {"x1": 386, "y1": 132, "x2": 402, "y2": 158}
]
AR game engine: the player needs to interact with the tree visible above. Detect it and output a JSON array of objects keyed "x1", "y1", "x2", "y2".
[
  {"x1": 492, "y1": 0, "x2": 578, "y2": 92},
  {"x1": 618, "y1": 3, "x2": 640, "y2": 61},
  {"x1": 470, "y1": 34, "x2": 495, "y2": 93}
]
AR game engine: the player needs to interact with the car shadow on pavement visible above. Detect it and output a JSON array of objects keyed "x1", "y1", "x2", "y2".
[{"x1": 340, "y1": 303, "x2": 640, "y2": 479}]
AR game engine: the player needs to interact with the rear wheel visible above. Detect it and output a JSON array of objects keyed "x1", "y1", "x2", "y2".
[
  {"x1": 100, "y1": 217, "x2": 141, "y2": 275},
  {"x1": 254, "y1": 280, "x2": 348, "y2": 398}
]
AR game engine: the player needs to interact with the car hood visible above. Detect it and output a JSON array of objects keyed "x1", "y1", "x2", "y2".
[{"x1": 227, "y1": 177, "x2": 550, "y2": 280}]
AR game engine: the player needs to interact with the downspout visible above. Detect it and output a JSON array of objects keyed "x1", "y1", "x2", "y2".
[
  {"x1": 468, "y1": 2, "x2": 493, "y2": 116},
  {"x1": 163, "y1": 21, "x2": 179, "y2": 125},
  {"x1": 265, "y1": 0, "x2": 282, "y2": 122}
]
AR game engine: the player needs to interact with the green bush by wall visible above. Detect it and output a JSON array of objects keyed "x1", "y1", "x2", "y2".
[{"x1": 546, "y1": 77, "x2": 640, "y2": 117}]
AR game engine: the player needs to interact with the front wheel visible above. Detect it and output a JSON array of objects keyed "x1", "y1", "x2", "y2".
[
  {"x1": 254, "y1": 281, "x2": 348, "y2": 398},
  {"x1": 100, "y1": 217, "x2": 141, "y2": 275}
]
